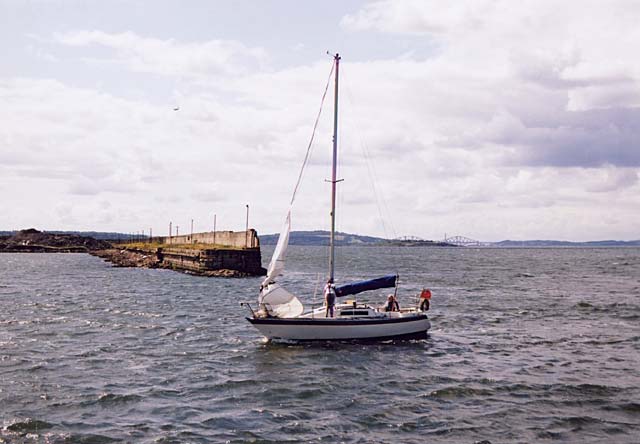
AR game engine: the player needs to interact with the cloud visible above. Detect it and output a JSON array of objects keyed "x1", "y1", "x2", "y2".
[
  {"x1": 3, "y1": 7, "x2": 639, "y2": 240},
  {"x1": 341, "y1": 0, "x2": 482, "y2": 36},
  {"x1": 340, "y1": 0, "x2": 640, "y2": 172},
  {"x1": 192, "y1": 189, "x2": 223, "y2": 203},
  {"x1": 0, "y1": 68, "x2": 344, "y2": 234},
  {"x1": 54, "y1": 30, "x2": 268, "y2": 77},
  {"x1": 585, "y1": 166, "x2": 638, "y2": 193}
]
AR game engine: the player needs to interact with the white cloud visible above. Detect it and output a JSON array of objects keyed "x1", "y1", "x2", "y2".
[
  {"x1": 341, "y1": 0, "x2": 640, "y2": 171},
  {"x1": 54, "y1": 30, "x2": 268, "y2": 77},
  {"x1": 2, "y1": 3, "x2": 639, "y2": 240}
]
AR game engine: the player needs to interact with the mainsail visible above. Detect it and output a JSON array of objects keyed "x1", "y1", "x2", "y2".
[{"x1": 261, "y1": 210, "x2": 291, "y2": 287}]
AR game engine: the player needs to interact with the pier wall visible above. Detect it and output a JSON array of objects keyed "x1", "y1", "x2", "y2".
[
  {"x1": 158, "y1": 247, "x2": 264, "y2": 275},
  {"x1": 154, "y1": 229, "x2": 259, "y2": 249}
]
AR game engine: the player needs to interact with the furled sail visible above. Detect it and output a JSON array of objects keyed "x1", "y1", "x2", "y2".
[
  {"x1": 259, "y1": 283, "x2": 304, "y2": 318},
  {"x1": 335, "y1": 274, "x2": 398, "y2": 297},
  {"x1": 261, "y1": 210, "x2": 291, "y2": 287}
]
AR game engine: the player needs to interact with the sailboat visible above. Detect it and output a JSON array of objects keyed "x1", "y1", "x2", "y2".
[{"x1": 244, "y1": 54, "x2": 431, "y2": 341}]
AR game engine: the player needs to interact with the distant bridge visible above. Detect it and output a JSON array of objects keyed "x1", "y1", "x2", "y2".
[
  {"x1": 393, "y1": 235, "x2": 488, "y2": 247},
  {"x1": 443, "y1": 235, "x2": 485, "y2": 247}
]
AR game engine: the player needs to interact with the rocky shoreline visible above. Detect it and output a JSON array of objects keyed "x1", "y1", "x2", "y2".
[{"x1": 0, "y1": 228, "x2": 112, "y2": 252}]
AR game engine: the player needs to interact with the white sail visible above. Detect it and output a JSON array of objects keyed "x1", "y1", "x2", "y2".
[
  {"x1": 259, "y1": 283, "x2": 304, "y2": 318},
  {"x1": 261, "y1": 210, "x2": 291, "y2": 287}
]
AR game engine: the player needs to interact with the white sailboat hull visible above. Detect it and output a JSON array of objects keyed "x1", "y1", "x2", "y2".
[{"x1": 247, "y1": 314, "x2": 430, "y2": 341}]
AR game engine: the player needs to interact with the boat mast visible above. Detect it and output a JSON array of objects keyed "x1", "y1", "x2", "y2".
[{"x1": 329, "y1": 53, "x2": 340, "y2": 281}]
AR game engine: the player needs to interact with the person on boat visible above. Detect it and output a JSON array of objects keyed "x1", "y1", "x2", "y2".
[
  {"x1": 419, "y1": 288, "x2": 431, "y2": 311},
  {"x1": 385, "y1": 294, "x2": 399, "y2": 312},
  {"x1": 324, "y1": 278, "x2": 336, "y2": 317}
]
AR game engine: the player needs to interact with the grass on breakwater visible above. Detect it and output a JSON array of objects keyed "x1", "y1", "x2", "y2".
[{"x1": 117, "y1": 242, "x2": 247, "y2": 251}]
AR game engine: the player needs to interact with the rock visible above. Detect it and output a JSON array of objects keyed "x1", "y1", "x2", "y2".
[
  {"x1": 0, "y1": 229, "x2": 112, "y2": 252},
  {"x1": 92, "y1": 249, "x2": 160, "y2": 268}
]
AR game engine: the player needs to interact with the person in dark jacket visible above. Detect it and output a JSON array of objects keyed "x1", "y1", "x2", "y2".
[
  {"x1": 385, "y1": 294, "x2": 399, "y2": 312},
  {"x1": 324, "y1": 278, "x2": 336, "y2": 317}
]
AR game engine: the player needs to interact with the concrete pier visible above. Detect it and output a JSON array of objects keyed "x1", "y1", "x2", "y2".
[
  {"x1": 107, "y1": 229, "x2": 266, "y2": 277},
  {"x1": 154, "y1": 229, "x2": 259, "y2": 249},
  {"x1": 159, "y1": 246, "x2": 263, "y2": 275}
]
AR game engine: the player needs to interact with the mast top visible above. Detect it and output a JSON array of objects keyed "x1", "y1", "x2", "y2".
[{"x1": 328, "y1": 51, "x2": 341, "y2": 61}]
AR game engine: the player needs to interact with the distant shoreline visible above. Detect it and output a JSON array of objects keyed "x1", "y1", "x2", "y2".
[
  {"x1": 2, "y1": 229, "x2": 639, "y2": 248},
  {"x1": 258, "y1": 231, "x2": 640, "y2": 248}
]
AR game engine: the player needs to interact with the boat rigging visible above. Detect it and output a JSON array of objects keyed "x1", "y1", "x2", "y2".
[{"x1": 243, "y1": 53, "x2": 432, "y2": 342}]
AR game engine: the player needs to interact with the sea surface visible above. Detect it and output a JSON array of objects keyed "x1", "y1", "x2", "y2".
[{"x1": 1, "y1": 247, "x2": 639, "y2": 444}]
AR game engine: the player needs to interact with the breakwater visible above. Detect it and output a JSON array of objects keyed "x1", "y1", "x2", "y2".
[
  {"x1": 154, "y1": 229, "x2": 259, "y2": 249},
  {"x1": 1, "y1": 228, "x2": 266, "y2": 277},
  {"x1": 96, "y1": 230, "x2": 266, "y2": 277},
  {"x1": 159, "y1": 245, "x2": 264, "y2": 276}
]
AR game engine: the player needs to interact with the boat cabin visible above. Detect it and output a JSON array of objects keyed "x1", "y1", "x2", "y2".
[
  {"x1": 337, "y1": 308, "x2": 372, "y2": 317},
  {"x1": 335, "y1": 303, "x2": 381, "y2": 318}
]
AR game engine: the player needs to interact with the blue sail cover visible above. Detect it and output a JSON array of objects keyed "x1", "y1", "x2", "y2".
[{"x1": 335, "y1": 274, "x2": 397, "y2": 298}]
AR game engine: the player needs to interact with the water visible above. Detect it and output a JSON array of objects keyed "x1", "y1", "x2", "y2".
[{"x1": 1, "y1": 247, "x2": 639, "y2": 443}]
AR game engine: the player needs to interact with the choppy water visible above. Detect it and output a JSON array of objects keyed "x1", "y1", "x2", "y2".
[{"x1": 1, "y1": 247, "x2": 639, "y2": 443}]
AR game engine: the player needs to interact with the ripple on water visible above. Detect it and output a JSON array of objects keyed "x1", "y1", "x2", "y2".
[
  {"x1": 1, "y1": 249, "x2": 639, "y2": 444},
  {"x1": 96, "y1": 392, "x2": 144, "y2": 405},
  {"x1": 5, "y1": 418, "x2": 54, "y2": 433}
]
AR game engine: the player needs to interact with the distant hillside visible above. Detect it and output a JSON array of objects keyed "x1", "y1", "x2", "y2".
[
  {"x1": 259, "y1": 231, "x2": 640, "y2": 247},
  {"x1": 0, "y1": 230, "x2": 131, "y2": 241},
  {"x1": 3, "y1": 229, "x2": 638, "y2": 248},
  {"x1": 493, "y1": 239, "x2": 640, "y2": 247},
  {"x1": 260, "y1": 231, "x2": 456, "y2": 247},
  {"x1": 260, "y1": 230, "x2": 386, "y2": 246}
]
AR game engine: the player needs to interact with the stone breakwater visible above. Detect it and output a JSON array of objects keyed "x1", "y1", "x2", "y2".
[
  {"x1": 92, "y1": 247, "x2": 266, "y2": 278},
  {"x1": 1, "y1": 228, "x2": 266, "y2": 278}
]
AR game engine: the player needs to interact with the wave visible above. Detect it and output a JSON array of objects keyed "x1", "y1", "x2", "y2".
[
  {"x1": 574, "y1": 301, "x2": 640, "y2": 313},
  {"x1": 602, "y1": 402, "x2": 640, "y2": 414},
  {"x1": 503, "y1": 382, "x2": 625, "y2": 400},
  {"x1": 57, "y1": 433, "x2": 121, "y2": 443},
  {"x1": 4, "y1": 418, "x2": 54, "y2": 433},
  {"x1": 424, "y1": 385, "x2": 494, "y2": 399},
  {"x1": 550, "y1": 415, "x2": 601, "y2": 428},
  {"x1": 95, "y1": 392, "x2": 143, "y2": 405}
]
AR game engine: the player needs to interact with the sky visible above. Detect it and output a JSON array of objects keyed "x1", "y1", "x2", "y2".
[{"x1": 1, "y1": 0, "x2": 639, "y2": 242}]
